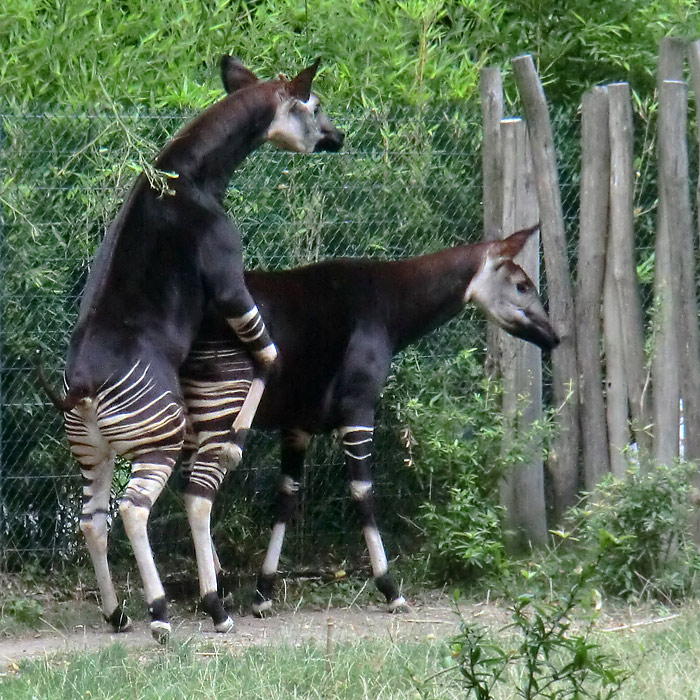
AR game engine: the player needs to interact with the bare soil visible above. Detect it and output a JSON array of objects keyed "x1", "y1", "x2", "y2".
[
  {"x1": 0, "y1": 589, "x2": 686, "y2": 672},
  {"x1": 0, "y1": 593, "x2": 499, "y2": 670}
]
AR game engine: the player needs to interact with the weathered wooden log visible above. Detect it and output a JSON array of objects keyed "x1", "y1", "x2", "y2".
[
  {"x1": 512, "y1": 54, "x2": 580, "y2": 519},
  {"x1": 682, "y1": 40, "x2": 700, "y2": 468},
  {"x1": 603, "y1": 232, "x2": 631, "y2": 479},
  {"x1": 652, "y1": 79, "x2": 687, "y2": 465},
  {"x1": 686, "y1": 41, "x2": 700, "y2": 542},
  {"x1": 607, "y1": 82, "x2": 652, "y2": 455},
  {"x1": 481, "y1": 67, "x2": 505, "y2": 376},
  {"x1": 499, "y1": 117, "x2": 547, "y2": 548},
  {"x1": 576, "y1": 86, "x2": 611, "y2": 489}
]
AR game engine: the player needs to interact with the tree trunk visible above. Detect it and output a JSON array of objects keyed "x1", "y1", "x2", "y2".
[
  {"x1": 607, "y1": 82, "x2": 652, "y2": 455},
  {"x1": 512, "y1": 54, "x2": 580, "y2": 520},
  {"x1": 499, "y1": 117, "x2": 546, "y2": 548},
  {"x1": 480, "y1": 67, "x2": 504, "y2": 377},
  {"x1": 576, "y1": 86, "x2": 611, "y2": 490}
]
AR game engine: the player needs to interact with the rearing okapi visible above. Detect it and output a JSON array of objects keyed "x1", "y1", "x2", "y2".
[
  {"x1": 43, "y1": 56, "x2": 343, "y2": 642},
  {"x1": 179, "y1": 224, "x2": 558, "y2": 620}
]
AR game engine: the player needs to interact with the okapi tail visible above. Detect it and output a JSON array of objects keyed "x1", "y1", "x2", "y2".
[{"x1": 35, "y1": 352, "x2": 82, "y2": 413}]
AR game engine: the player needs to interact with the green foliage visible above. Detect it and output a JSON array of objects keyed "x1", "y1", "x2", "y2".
[
  {"x1": 1, "y1": 596, "x2": 43, "y2": 627},
  {"x1": 434, "y1": 571, "x2": 628, "y2": 699},
  {"x1": 1, "y1": 0, "x2": 697, "y2": 111},
  {"x1": 390, "y1": 347, "x2": 510, "y2": 580},
  {"x1": 565, "y1": 462, "x2": 700, "y2": 601}
]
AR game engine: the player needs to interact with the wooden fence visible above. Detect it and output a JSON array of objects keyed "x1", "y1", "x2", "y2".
[{"x1": 483, "y1": 37, "x2": 700, "y2": 547}]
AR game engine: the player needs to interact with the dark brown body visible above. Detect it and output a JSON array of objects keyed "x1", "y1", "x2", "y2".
[{"x1": 181, "y1": 227, "x2": 559, "y2": 614}]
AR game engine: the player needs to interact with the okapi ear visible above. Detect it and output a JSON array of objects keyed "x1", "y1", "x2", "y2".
[
  {"x1": 221, "y1": 55, "x2": 259, "y2": 94},
  {"x1": 492, "y1": 222, "x2": 540, "y2": 260},
  {"x1": 287, "y1": 58, "x2": 321, "y2": 101}
]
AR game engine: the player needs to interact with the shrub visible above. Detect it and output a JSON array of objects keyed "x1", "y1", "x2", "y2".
[
  {"x1": 565, "y1": 461, "x2": 700, "y2": 601},
  {"x1": 390, "y1": 345, "x2": 511, "y2": 581}
]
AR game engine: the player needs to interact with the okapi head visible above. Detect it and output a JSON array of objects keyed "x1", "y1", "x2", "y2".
[
  {"x1": 221, "y1": 55, "x2": 344, "y2": 153},
  {"x1": 465, "y1": 225, "x2": 560, "y2": 351}
]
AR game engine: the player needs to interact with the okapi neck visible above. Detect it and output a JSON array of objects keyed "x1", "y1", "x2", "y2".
[
  {"x1": 155, "y1": 89, "x2": 277, "y2": 201},
  {"x1": 389, "y1": 243, "x2": 485, "y2": 348}
]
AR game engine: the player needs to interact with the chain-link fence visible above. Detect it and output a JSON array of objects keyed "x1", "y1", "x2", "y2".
[{"x1": 0, "y1": 105, "x2": 588, "y2": 581}]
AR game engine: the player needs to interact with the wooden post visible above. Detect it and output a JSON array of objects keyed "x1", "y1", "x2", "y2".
[
  {"x1": 481, "y1": 67, "x2": 505, "y2": 376},
  {"x1": 652, "y1": 79, "x2": 688, "y2": 465},
  {"x1": 576, "y1": 86, "x2": 611, "y2": 489},
  {"x1": 685, "y1": 39, "x2": 700, "y2": 539},
  {"x1": 512, "y1": 54, "x2": 580, "y2": 520},
  {"x1": 499, "y1": 117, "x2": 547, "y2": 548},
  {"x1": 603, "y1": 245, "x2": 631, "y2": 479},
  {"x1": 658, "y1": 37, "x2": 686, "y2": 88},
  {"x1": 607, "y1": 82, "x2": 652, "y2": 456},
  {"x1": 681, "y1": 40, "x2": 700, "y2": 466}
]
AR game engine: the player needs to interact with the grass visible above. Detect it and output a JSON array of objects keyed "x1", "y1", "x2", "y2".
[
  {"x1": 1, "y1": 605, "x2": 700, "y2": 699},
  {"x1": 0, "y1": 637, "x2": 459, "y2": 700}
]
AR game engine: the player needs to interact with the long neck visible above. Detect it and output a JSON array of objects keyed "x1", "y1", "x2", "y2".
[
  {"x1": 382, "y1": 241, "x2": 487, "y2": 349},
  {"x1": 155, "y1": 85, "x2": 277, "y2": 200}
]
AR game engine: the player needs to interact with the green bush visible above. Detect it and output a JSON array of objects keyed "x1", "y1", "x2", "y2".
[
  {"x1": 415, "y1": 568, "x2": 628, "y2": 699},
  {"x1": 389, "y1": 346, "x2": 510, "y2": 580},
  {"x1": 565, "y1": 462, "x2": 700, "y2": 601}
]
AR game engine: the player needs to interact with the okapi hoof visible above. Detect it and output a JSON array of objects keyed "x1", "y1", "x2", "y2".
[
  {"x1": 105, "y1": 607, "x2": 132, "y2": 633},
  {"x1": 202, "y1": 591, "x2": 235, "y2": 633},
  {"x1": 252, "y1": 599, "x2": 273, "y2": 618},
  {"x1": 214, "y1": 616, "x2": 235, "y2": 633},
  {"x1": 387, "y1": 595, "x2": 408, "y2": 613},
  {"x1": 150, "y1": 620, "x2": 171, "y2": 645},
  {"x1": 218, "y1": 443, "x2": 243, "y2": 470}
]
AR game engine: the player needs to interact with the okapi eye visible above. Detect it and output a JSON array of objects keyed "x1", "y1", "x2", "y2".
[{"x1": 516, "y1": 282, "x2": 528, "y2": 294}]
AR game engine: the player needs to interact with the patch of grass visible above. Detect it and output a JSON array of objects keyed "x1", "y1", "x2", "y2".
[
  {"x1": 599, "y1": 604, "x2": 700, "y2": 700},
  {"x1": 0, "y1": 637, "x2": 460, "y2": 700},
  {"x1": 2, "y1": 607, "x2": 700, "y2": 700}
]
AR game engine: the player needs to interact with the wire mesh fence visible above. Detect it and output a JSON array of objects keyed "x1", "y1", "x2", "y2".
[{"x1": 0, "y1": 104, "x2": 588, "y2": 580}]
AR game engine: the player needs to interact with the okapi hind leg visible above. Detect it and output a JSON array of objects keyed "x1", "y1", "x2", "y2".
[
  {"x1": 65, "y1": 406, "x2": 131, "y2": 633},
  {"x1": 182, "y1": 449, "x2": 234, "y2": 634},
  {"x1": 119, "y1": 451, "x2": 178, "y2": 644},
  {"x1": 219, "y1": 305, "x2": 278, "y2": 469},
  {"x1": 78, "y1": 455, "x2": 132, "y2": 632},
  {"x1": 253, "y1": 429, "x2": 310, "y2": 617},
  {"x1": 341, "y1": 426, "x2": 407, "y2": 613}
]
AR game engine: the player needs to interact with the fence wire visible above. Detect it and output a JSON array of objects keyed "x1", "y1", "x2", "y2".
[{"x1": 0, "y1": 105, "x2": 586, "y2": 580}]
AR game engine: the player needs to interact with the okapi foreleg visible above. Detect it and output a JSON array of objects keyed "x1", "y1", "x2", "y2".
[
  {"x1": 219, "y1": 305, "x2": 277, "y2": 469},
  {"x1": 340, "y1": 426, "x2": 407, "y2": 612},
  {"x1": 253, "y1": 429, "x2": 311, "y2": 616}
]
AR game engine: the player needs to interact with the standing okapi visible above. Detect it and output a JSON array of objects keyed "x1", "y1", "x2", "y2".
[
  {"x1": 43, "y1": 56, "x2": 343, "y2": 642},
  {"x1": 180, "y1": 224, "x2": 559, "y2": 619}
]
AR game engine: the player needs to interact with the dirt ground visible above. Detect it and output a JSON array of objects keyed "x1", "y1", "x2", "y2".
[
  {"x1": 0, "y1": 590, "x2": 687, "y2": 672},
  {"x1": 0, "y1": 593, "x2": 501, "y2": 670}
]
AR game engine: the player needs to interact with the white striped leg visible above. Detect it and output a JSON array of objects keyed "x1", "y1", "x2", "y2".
[
  {"x1": 65, "y1": 405, "x2": 130, "y2": 632},
  {"x1": 78, "y1": 456, "x2": 132, "y2": 632},
  {"x1": 181, "y1": 343, "x2": 253, "y2": 628},
  {"x1": 220, "y1": 306, "x2": 278, "y2": 469},
  {"x1": 119, "y1": 451, "x2": 177, "y2": 643},
  {"x1": 185, "y1": 493, "x2": 234, "y2": 632},
  {"x1": 341, "y1": 426, "x2": 406, "y2": 612},
  {"x1": 253, "y1": 430, "x2": 309, "y2": 616}
]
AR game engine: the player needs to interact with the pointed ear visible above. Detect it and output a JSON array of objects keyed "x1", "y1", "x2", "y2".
[
  {"x1": 220, "y1": 55, "x2": 259, "y2": 94},
  {"x1": 287, "y1": 58, "x2": 321, "y2": 101},
  {"x1": 491, "y1": 223, "x2": 539, "y2": 259}
]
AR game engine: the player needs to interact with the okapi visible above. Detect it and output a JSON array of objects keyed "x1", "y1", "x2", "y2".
[
  {"x1": 179, "y1": 224, "x2": 559, "y2": 619},
  {"x1": 43, "y1": 56, "x2": 343, "y2": 642}
]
